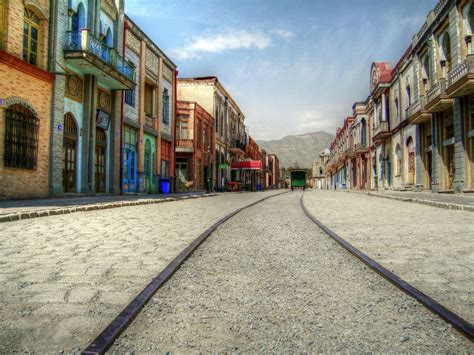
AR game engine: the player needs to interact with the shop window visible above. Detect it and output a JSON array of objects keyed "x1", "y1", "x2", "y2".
[
  {"x1": 23, "y1": 8, "x2": 40, "y2": 66},
  {"x1": 162, "y1": 88, "x2": 170, "y2": 125},
  {"x1": 4, "y1": 103, "x2": 39, "y2": 169},
  {"x1": 124, "y1": 89, "x2": 135, "y2": 107}
]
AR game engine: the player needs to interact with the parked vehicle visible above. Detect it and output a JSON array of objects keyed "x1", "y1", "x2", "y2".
[{"x1": 289, "y1": 169, "x2": 307, "y2": 191}]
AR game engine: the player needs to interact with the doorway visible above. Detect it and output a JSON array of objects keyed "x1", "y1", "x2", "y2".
[
  {"x1": 95, "y1": 127, "x2": 107, "y2": 193},
  {"x1": 63, "y1": 113, "x2": 78, "y2": 193}
]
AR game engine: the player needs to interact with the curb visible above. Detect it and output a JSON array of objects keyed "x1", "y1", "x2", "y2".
[
  {"x1": 0, "y1": 193, "x2": 218, "y2": 224},
  {"x1": 347, "y1": 190, "x2": 474, "y2": 212}
]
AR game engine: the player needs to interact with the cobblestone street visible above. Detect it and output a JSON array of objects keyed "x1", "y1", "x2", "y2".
[
  {"x1": 0, "y1": 191, "x2": 281, "y2": 353},
  {"x1": 0, "y1": 190, "x2": 473, "y2": 352}
]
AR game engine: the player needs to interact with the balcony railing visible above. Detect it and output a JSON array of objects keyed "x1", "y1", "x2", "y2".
[
  {"x1": 375, "y1": 121, "x2": 389, "y2": 136},
  {"x1": 426, "y1": 81, "x2": 441, "y2": 105},
  {"x1": 176, "y1": 139, "x2": 194, "y2": 149},
  {"x1": 355, "y1": 143, "x2": 368, "y2": 153},
  {"x1": 230, "y1": 140, "x2": 246, "y2": 151},
  {"x1": 65, "y1": 30, "x2": 135, "y2": 82}
]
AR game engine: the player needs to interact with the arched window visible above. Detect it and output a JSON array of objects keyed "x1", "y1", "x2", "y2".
[
  {"x1": 23, "y1": 8, "x2": 40, "y2": 66},
  {"x1": 63, "y1": 113, "x2": 78, "y2": 192},
  {"x1": 4, "y1": 103, "x2": 39, "y2": 169},
  {"x1": 105, "y1": 28, "x2": 113, "y2": 47},
  {"x1": 441, "y1": 32, "x2": 452, "y2": 72},
  {"x1": 422, "y1": 55, "x2": 431, "y2": 87},
  {"x1": 406, "y1": 85, "x2": 411, "y2": 108},
  {"x1": 396, "y1": 144, "x2": 402, "y2": 176},
  {"x1": 361, "y1": 118, "x2": 367, "y2": 145},
  {"x1": 162, "y1": 88, "x2": 170, "y2": 125},
  {"x1": 72, "y1": 3, "x2": 86, "y2": 32},
  {"x1": 394, "y1": 97, "x2": 399, "y2": 120}
]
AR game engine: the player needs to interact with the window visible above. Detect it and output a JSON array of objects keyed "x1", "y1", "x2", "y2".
[
  {"x1": 445, "y1": 124, "x2": 454, "y2": 140},
  {"x1": 145, "y1": 83, "x2": 153, "y2": 117},
  {"x1": 177, "y1": 116, "x2": 189, "y2": 140},
  {"x1": 23, "y1": 8, "x2": 40, "y2": 66},
  {"x1": 4, "y1": 104, "x2": 39, "y2": 169},
  {"x1": 0, "y1": 0, "x2": 4, "y2": 50},
  {"x1": 197, "y1": 120, "x2": 202, "y2": 149},
  {"x1": 162, "y1": 88, "x2": 170, "y2": 125},
  {"x1": 396, "y1": 145, "x2": 402, "y2": 176},
  {"x1": 161, "y1": 160, "x2": 168, "y2": 177},
  {"x1": 124, "y1": 89, "x2": 135, "y2": 107},
  {"x1": 204, "y1": 124, "x2": 209, "y2": 149},
  {"x1": 71, "y1": 3, "x2": 86, "y2": 32}
]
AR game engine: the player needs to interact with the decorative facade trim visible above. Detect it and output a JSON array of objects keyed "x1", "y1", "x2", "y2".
[{"x1": 0, "y1": 51, "x2": 54, "y2": 83}]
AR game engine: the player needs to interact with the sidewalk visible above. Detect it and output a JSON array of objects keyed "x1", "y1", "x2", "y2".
[
  {"x1": 348, "y1": 189, "x2": 474, "y2": 211},
  {"x1": 0, "y1": 192, "x2": 216, "y2": 222}
]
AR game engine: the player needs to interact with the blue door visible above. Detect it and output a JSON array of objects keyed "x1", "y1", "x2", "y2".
[{"x1": 122, "y1": 148, "x2": 137, "y2": 192}]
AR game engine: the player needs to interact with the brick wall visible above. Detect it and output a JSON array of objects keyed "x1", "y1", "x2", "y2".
[{"x1": 0, "y1": 61, "x2": 53, "y2": 198}]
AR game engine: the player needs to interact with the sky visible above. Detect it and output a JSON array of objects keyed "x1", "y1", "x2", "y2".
[{"x1": 125, "y1": 0, "x2": 438, "y2": 141}]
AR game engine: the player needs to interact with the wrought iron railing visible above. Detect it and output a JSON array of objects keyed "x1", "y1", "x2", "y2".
[
  {"x1": 447, "y1": 55, "x2": 474, "y2": 88},
  {"x1": 64, "y1": 30, "x2": 135, "y2": 82},
  {"x1": 426, "y1": 81, "x2": 441, "y2": 104}
]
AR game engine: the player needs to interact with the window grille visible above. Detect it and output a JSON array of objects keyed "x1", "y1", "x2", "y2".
[
  {"x1": 124, "y1": 89, "x2": 135, "y2": 107},
  {"x1": 4, "y1": 104, "x2": 39, "y2": 169}
]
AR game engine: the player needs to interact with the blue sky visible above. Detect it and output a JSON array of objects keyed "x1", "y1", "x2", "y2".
[{"x1": 125, "y1": 0, "x2": 438, "y2": 140}]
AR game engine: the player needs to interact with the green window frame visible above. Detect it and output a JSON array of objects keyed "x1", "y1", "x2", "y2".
[{"x1": 23, "y1": 8, "x2": 40, "y2": 66}]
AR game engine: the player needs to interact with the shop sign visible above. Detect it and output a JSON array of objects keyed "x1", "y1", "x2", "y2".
[
  {"x1": 96, "y1": 110, "x2": 111, "y2": 130},
  {"x1": 218, "y1": 163, "x2": 228, "y2": 169}
]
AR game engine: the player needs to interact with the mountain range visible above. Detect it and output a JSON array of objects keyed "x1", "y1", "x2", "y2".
[{"x1": 257, "y1": 131, "x2": 335, "y2": 169}]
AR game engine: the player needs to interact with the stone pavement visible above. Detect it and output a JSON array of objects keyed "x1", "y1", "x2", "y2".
[
  {"x1": 348, "y1": 189, "x2": 474, "y2": 211},
  {"x1": 0, "y1": 190, "x2": 283, "y2": 353},
  {"x1": 303, "y1": 190, "x2": 474, "y2": 324},
  {"x1": 0, "y1": 192, "x2": 208, "y2": 215}
]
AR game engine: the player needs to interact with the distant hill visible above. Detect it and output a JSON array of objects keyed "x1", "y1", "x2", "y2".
[{"x1": 257, "y1": 131, "x2": 334, "y2": 169}]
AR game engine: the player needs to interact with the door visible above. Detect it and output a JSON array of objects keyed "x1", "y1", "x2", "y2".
[
  {"x1": 95, "y1": 128, "x2": 107, "y2": 193},
  {"x1": 144, "y1": 140, "x2": 152, "y2": 192},
  {"x1": 122, "y1": 148, "x2": 136, "y2": 192},
  {"x1": 63, "y1": 113, "x2": 78, "y2": 193},
  {"x1": 427, "y1": 151, "x2": 432, "y2": 190}
]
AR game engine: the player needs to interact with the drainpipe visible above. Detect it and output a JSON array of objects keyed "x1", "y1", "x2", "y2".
[
  {"x1": 120, "y1": 20, "x2": 128, "y2": 195},
  {"x1": 173, "y1": 68, "x2": 178, "y2": 192},
  {"x1": 48, "y1": 0, "x2": 58, "y2": 196}
]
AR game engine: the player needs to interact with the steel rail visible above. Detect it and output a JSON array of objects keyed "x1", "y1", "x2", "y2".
[
  {"x1": 82, "y1": 191, "x2": 289, "y2": 354},
  {"x1": 300, "y1": 192, "x2": 474, "y2": 341}
]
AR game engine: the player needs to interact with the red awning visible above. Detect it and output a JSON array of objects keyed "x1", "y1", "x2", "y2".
[{"x1": 231, "y1": 160, "x2": 262, "y2": 170}]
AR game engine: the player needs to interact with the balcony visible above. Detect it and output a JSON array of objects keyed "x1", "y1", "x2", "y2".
[
  {"x1": 447, "y1": 54, "x2": 474, "y2": 97},
  {"x1": 176, "y1": 139, "x2": 194, "y2": 153},
  {"x1": 373, "y1": 121, "x2": 390, "y2": 144},
  {"x1": 425, "y1": 79, "x2": 453, "y2": 113},
  {"x1": 344, "y1": 147, "x2": 356, "y2": 159},
  {"x1": 355, "y1": 143, "x2": 369, "y2": 154},
  {"x1": 64, "y1": 30, "x2": 135, "y2": 90},
  {"x1": 410, "y1": 96, "x2": 431, "y2": 124},
  {"x1": 229, "y1": 140, "x2": 246, "y2": 156}
]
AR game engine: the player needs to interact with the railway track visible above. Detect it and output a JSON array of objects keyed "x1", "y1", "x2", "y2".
[{"x1": 82, "y1": 190, "x2": 473, "y2": 354}]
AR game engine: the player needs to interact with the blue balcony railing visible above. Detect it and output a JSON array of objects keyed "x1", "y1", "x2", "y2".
[{"x1": 64, "y1": 30, "x2": 135, "y2": 82}]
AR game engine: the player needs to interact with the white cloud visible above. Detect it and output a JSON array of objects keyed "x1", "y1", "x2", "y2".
[
  {"x1": 171, "y1": 30, "x2": 271, "y2": 60},
  {"x1": 270, "y1": 28, "x2": 295, "y2": 40}
]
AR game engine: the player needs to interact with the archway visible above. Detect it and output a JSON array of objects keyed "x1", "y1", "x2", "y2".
[
  {"x1": 95, "y1": 127, "x2": 107, "y2": 193},
  {"x1": 72, "y1": 3, "x2": 86, "y2": 32},
  {"x1": 63, "y1": 113, "x2": 78, "y2": 192},
  {"x1": 406, "y1": 137, "x2": 415, "y2": 185}
]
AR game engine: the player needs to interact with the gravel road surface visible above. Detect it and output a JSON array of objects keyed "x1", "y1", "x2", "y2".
[
  {"x1": 0, "y1": 191, "x2": 282, "y2": 353},
  {"x1": 110, "y1": 192, "x2": 473, "y2": 353},
  {"x1": 303, "y1": 190, "x2": 474, "y2": 324}
]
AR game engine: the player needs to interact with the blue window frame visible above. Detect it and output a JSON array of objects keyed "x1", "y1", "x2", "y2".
[
  {"x1": 162, "y1": 88, "x2": 170, "y2": 125},
  {"x1": 124, "y1": 89, "x2": 135, "y2": 107}
]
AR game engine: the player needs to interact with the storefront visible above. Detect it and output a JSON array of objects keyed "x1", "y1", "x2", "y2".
[{"x1": 122, "y1": 125, "x2": 137, "y2": 192}]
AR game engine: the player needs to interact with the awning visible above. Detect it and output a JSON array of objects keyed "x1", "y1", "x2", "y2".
[{"x1": 231, "y1": 160, "x2": 262, "y2": 170}]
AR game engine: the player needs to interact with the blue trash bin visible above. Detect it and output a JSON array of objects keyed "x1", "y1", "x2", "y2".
[
  {"x1": 160, "y1": 178, "x2": 170, "y2": 194},
  {"x1": 257, "y1": 184, "x2": 261, "y2": 191}
]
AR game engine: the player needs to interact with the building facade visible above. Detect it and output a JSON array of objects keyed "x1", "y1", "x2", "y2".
[
  {"x1": 123, "y1": 16, "x2": 177, "y2": 193},
  {"x1": 49, "y1": 0, "x2": 135, "y2": 196},
  {"x1": 312, "y1": 149, "x2": 330, "y2": 189},
  {"x1": 175, "y1": 100, "x2": 214, "y2": 191},
  {"x1": 177, "y1": 77, "x2": 246, "y2": 191},
  {"x1": 0, "y1": 0, "x2": 54, "y2": 198},
  {"x1": 326, "y1": 0, "x2": 474, "y2": 195}
]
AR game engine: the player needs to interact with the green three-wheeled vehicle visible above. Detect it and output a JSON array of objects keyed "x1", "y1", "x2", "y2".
[{"x1": 289, "y1": 169, "x2": 307, "y2": 191}]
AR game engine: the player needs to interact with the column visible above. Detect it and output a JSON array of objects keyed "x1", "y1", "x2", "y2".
[
  {"x1": 454, "y1": 97, "x2": 465, "y2": 192},
  {"x1": 81, "y1": 74, "x2": 98, "y2": 195},
  {"x1": 431, "y1": 113, "x2": 440, "y2": 192}
]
